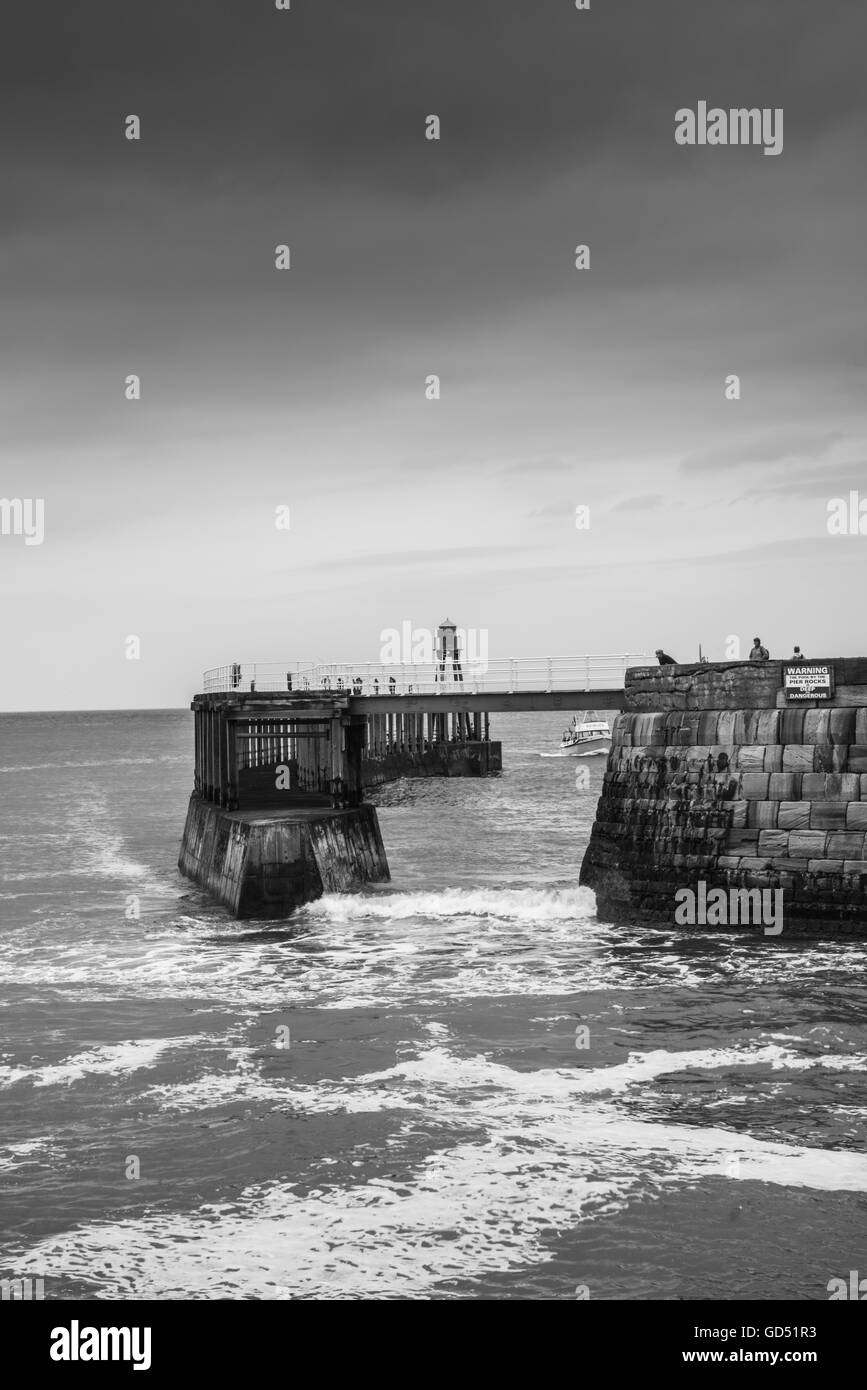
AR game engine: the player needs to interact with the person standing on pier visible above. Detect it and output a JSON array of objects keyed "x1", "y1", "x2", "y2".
[
  {"x1": 750, "y1": 637, "x2": 770, "y2": 661},
  {"x1": 791, "y1": 646, "x2": 806, "y2": 662}
]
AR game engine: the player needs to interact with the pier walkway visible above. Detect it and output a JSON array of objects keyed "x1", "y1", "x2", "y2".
[
  {"x1": 191, "y1": 653, "x2": 645, "y2": 813},
  {"x1": 202, "y1": 654, "x2": 647, "y2": 713}
]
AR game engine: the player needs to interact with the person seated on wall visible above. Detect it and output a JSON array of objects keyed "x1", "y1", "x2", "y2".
[
  {"x1": 749, "y1": 637, "x2": 770, "y2": 661},
  {"x1": 791, "y1": 645, "x2": 806, "y2": 662},
  {"x1": 655, "y1": 648, "x2": 676, "y2": 665}
]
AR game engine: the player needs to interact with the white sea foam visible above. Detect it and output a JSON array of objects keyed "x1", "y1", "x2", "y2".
[
  {"x1": 0, "y1": 890, "x2": 846, "y2": 1008},
  {"x1": 11, "y1": 1043, "x2": 867, "y2": 1299},
  {"x1": 0, "y1": 1137, "x2": 65, "y2": 1172},
  {"x1": 0, "y1": 1037, "x2": 196, "y2": 1089},
  {"x1": 140, "y1": 1038, "x2": 867, "y2": 1117},
  {"x1": 304, "y1": 886, "x2": 596, "y2": 923}
]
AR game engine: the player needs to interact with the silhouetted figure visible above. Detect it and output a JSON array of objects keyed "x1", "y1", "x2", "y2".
[
  {"x1": 286, "y1": 672, "x2": 293, "y2": 691},
  {"x1": 352, "y1": 677, "x2": 362, "y2": 694},
  {"x1": 388, "y1": 676, "x2": 396, "y2": 695},
  {"x1": 231, "y1": 662, "x2": 242, "y2": 689},
  {"x1": 655, "y1": 648, "x2": 676, "y2": 666},
  {"x1": 791, "y1": 646, "x2": 806, "y2": 662},
  {"x1": 749, "y1": 637, "x2": 769, "y2": 661}
]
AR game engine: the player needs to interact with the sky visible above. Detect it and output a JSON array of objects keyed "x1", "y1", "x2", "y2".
[{"x1": 2, "y1": 0, "x2": 866, "y2": 710}]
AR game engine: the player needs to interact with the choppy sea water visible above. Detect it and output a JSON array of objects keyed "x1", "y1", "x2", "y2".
[{"x1": 0, "y1": 708, "x2": 865, "y2": 1301}]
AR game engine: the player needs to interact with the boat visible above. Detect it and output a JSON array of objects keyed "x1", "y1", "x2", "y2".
[{"x1": 540, "y1": 711, "x2": 611, "y2": 757}]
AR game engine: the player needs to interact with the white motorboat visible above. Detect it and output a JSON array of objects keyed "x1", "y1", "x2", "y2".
[{"x1": 540, "y1": 711, "x2": 611, "y2": 757}]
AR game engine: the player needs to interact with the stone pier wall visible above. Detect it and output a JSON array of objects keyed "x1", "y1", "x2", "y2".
[
  {"x1": 579, "y1": 659, "x2": 867, "y2": 935},
  {"x1": 178, "y1": 794, "x2": 390, "y2": 918}
]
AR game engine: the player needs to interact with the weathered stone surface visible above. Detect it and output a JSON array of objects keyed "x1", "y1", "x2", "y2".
[
  {"x1": 803, "y1": 710, "x2": 831, "y2": 744},
  {"x1": 178, "y1": 795, "x2": 390, "y2": 918},
  {"x1": 580, "y1": 661, "x2": 867, "y2": 933},
  {"x1": 737, "y1": 745, "x2": 767, "y2": 771},
  {"x1": 769, "y1": 772, "x2": 800, "y2": 799},
  {"x1": 740, "y1": 772, "x2": 770, "y2": 799},
  {"x1": 810, "y1": 803, "x2": 849, "y2": 830},
  {"x1": 625, "y1": 661, "x2": 782, "y2": 712},
  {"x1": 833, "y1": 685, "x2": 867, "y2": 706},
  {"x1": 782, "y1": 745, "x2": 815, "y2": 772},
  {"x1": 788, "y1": 830, "x2": 828, "y2": 857},
  {"x1": 828, "y1": 832, "x2": 866, "y2": 858},
  {"x1": 829, "y1": 709, "x2": 857, "y2": 742},
  {"x1": 757, "y1": 830, "x2": 789, "y2": 856},
  {"x1": 726, "y1": 830, "x2": 760, "y2": 850}
]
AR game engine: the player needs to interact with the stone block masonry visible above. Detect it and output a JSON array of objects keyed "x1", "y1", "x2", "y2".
[{"x1": 579, "y1": 660, "x2": 867, "y2": 935}]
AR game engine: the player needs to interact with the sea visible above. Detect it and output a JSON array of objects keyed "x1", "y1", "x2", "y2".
[{"x1": 1, "y1": 708, "x2": 865, "y2": 1301}]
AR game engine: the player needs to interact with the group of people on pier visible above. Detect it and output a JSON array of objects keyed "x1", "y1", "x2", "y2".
[{"x1": 654, "y1": 640, "x2": 808, "y2": 666}]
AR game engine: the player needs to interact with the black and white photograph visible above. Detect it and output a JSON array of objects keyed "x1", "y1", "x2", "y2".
[{"x1": 2, "y1": 0, "x2": 866, "y2": 1352}]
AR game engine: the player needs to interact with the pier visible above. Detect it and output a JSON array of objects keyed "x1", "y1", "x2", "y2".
[
  {"x1": 179, "y1": 650, "x2": 645, "y2": 916},
  {"x1": 580, "y1": 657, "x2": 867, "y2": 935},
  {"x1": 179, "y1": 647, "x2": 867, "y2": 931}
]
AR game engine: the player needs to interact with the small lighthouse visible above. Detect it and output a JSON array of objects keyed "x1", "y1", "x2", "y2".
[{"x1": 435, "y1": 618, "x2": 463, "y2": 685}]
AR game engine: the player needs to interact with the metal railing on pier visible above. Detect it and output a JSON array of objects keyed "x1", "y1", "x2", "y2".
[{"x1": 202, "y1": 655, "x2": 649, "y2": 697}]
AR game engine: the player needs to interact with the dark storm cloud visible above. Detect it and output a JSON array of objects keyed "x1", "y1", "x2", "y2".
[
  {"x1": 4, "y1": 0, "x2": 865, "y2": 205},
  {"x1": 4, "y1": 0, "x2": 865, "y2": 417},
  {"x1": 4, "y1": 0, "x2": 867, "y2": 710}
]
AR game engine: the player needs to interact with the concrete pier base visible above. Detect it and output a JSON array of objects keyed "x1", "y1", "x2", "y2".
[
  {"x1": 178, "y1": 794, "x2": 390, "y2": 918},
  {"x1": 362, "y1": 739, "x2": 502, "y2": 789}
]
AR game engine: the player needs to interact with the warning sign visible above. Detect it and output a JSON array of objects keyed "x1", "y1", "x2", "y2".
[{"x1": 783, "y1": 663, "x2": 834, "y2": 702}]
